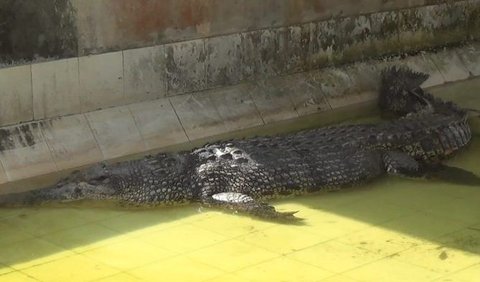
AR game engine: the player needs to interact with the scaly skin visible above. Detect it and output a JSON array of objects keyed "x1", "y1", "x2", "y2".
[{"x1": 0, "y1": 67, "x2": 473, "y2": 220}]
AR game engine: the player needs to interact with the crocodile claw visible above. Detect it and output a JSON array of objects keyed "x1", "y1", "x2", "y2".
[
  {"x1": 280, "y1": 210, "x2": 299, "y2": 216},
  {"x1": 276, "y1": 210, "x2": 303, "y2": 221},
  {"x1": 255, "y1": 205, "x2": 303, "y2": 222}
]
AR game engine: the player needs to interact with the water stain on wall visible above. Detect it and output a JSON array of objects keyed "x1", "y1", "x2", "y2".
[
  {"x1": 111, "y1": 0, "x2": 210, "y2": 45},
  {"x1": 0, "y1": 0, "x2": 78, "y2": 65},
  {"x1": 0, "y1": 122, "x2": 41, "y2": 151}
]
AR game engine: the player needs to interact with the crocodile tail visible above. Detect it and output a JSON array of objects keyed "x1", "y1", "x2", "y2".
[
  {"x1": 379, "y1": 66, "x2": 471, "y2": 118},
  {"x1": 379, "y1": 66, "x2": 431, "y2": 117}
]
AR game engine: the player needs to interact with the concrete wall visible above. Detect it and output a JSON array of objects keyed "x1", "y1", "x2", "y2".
[
  {"x1": 2, "y1": 1, "x2": 478, "y2": 64},
  {"x1": 0, "y1": 1, "x2": 479, "y2": 126},
  {"x1": 71, "y1": 0, "x2": 445, "y2": 55},
  {"x1": 1, "y1": 0, "x2": 469, "y2": 64},
  {"x1": 0, "y1": 1, "x2": 480, "y2": 191}
]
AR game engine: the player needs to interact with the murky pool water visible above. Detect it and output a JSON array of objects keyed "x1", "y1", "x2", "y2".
[{"x1": 0, "y1": 120, "x2": 479, "y2": 281}]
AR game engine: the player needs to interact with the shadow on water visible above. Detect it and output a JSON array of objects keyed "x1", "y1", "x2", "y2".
[
  {"x1": 295, "y1": 137, "x2": 480, "y2": 256},
  {"x1": 0, "y1": 203, "x2": 205, "y2": 268},
  {"x1": 0, "y1": 104, "x2": 479, "y2": 268}
]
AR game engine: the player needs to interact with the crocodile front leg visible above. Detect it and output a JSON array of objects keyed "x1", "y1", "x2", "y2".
[{"x1": 202, "y1": 192, "x2": 300, "y2": 221}]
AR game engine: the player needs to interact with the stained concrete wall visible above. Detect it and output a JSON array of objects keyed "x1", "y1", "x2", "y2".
[
  {"x1": 0, "y1": 1, "x2": 479, "y2": 127},
  {"x1": 71, "y1": 0, "x2": 438, "y2": 55},
  {"x1": 1, "y1": 1, "x2": 479, "y2": 65},
  {"x1": 1, "y1": 0, "x2": 468, "y2": 64}
]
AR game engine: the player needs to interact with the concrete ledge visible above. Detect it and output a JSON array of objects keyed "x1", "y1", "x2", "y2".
[
  {"x1": 397, "y1": 52, "x2": 446, "y2": 88},
  {"x1": 456, "y1": 42, "x2": 480, "y2": 76},
  {"x1": 430, "y1": 49, "x2": 470, "y2": 82},
  {"x1": 277, "y1": 72, "x2": 330, "y2": 117},
  {"x1": 208, "y1": 85, "x2": 264, "y2": 131},
  {"x1": 249, "y1": 78, "x2": 299, "y2": 124},
  {"x1": 129, "y1": 99, "x2": 188, "y2": 151},
  {"x1": 86, "y1": 107, "x2": 146, "y2": 160},
  {"x1": 41, "y1": 115, "x2": 102, "y2": 171},
  {"x1": 0, "y1": 44, "x2": 479, "y2": 195},
  {"x1": 170, "y1": 93, "x2": 227, "y2": 140},
  {"x1": 0, "y1": 123, "x2": 57, "y2": 182}
]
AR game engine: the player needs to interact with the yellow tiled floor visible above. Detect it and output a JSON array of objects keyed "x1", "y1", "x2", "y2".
[{"x1": 0, "y1": 144, "x2": 479, "y2": 281}]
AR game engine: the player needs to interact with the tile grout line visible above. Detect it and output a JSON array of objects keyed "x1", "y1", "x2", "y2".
[
  {"x1": 247, "y1": 89, "x2": 267, "y2": 126},
  {"x1": 214, "y1": 255, "x2": 286, "y2": 280},
  {"x1": 17, "y1": 270, "x2": 41, "y2": 281},
  {"x1": 121, "y1": 50, "x2": 127, "y2": 103},
  {"x1": 89, "y1": 271, "x2": 139, "y2": 282},
  {"x1": 428, "y1": 53, "x2": 458, "y2": 84},
  {"x1": 430, "y1": 262, "x2": 480, "y2": 282},
  {"x1": 160, "y1": 45, "x2": 168, "y2": 99},
  {"x1": 84, "y1": 113, "x2": 106, "y2": 161},
  {"x1": 126, "y1": 106, "x2": 148, "y2": 151},
  {"x1": 29, "y1": 64, "x2": 34, "y2": 122},
  {"x1": 168, "y1": 97, "x2": 191, "y2": 142},
  {"x1": 34, "y1": 114, "x2": 60, "y2": 174},
  {"x1": 0, "y1": 148, "x2": 10, "y2": 182},
  {"x1": 118, "y1": 222, "x2": 279, "y2": 274},
  {"x1": 77, "y1": 56, "x2": 84, "y2": 113},
  {"x1": 120, "y1": 247, "x2": 226, "y2": 276},
  {"x1": 331, "y1": 223, "x2": 480, "y2": 279}
]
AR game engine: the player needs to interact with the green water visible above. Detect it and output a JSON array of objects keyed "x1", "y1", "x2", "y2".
[
  {"x1": 0, "y1": 91, "x2": 479, "y2": 280},
  {"x1": 0, "y1": 128, "x2": 479, "y2": 267}
]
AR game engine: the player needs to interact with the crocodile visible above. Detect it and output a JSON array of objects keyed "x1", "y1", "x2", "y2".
[{"x1": 0, "y1": 67, "x2": 475, "y2": 220}]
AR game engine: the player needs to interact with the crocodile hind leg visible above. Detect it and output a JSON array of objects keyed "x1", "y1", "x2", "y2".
[
  {"x1": 202, "y1": 192, "x2": 301, "y2": 221},
  {"x1": 383, "y1": 151, "x2": 423, "y2": 178}
]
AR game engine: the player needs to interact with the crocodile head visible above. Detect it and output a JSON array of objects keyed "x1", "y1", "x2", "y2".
[{"x1": 88, "y1": 153, "x2": 195, "y2": 205}]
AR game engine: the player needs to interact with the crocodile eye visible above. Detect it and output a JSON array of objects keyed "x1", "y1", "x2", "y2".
[
  {"x1": 221, "y1": 153, "x2": 233, "y2": 160},
  {"x1": 236, "y1": 158, "x2": 249, "y2": 164},
  {"x1": 206, "y1": 155, "x2": 217, "y2": 162}
]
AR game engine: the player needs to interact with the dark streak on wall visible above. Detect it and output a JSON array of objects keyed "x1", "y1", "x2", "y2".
[{"x1": 0, "y1": 0, "x2": 78, "y2": 65}]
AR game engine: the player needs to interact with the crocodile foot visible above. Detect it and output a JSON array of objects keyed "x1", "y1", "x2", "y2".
[{"x1": 204, "y1": 192, "x2": 303, "y2": 222}]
